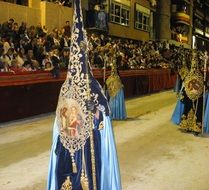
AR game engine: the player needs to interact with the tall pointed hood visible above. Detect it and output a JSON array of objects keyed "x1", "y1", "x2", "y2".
[{"x1": 56, "y1": 0, "x2": 109, "y2": 154}]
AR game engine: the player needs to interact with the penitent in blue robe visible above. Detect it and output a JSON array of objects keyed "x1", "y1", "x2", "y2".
[
  {"x1": 171, "y1": 99, "x2": 185, "y2": 125},
  {"x1": 171, "y1": 82, "x2": 184, "y2": 125},
  {"x1": 109, "y1": 88, "x2": 127, "y2": 120},
  {"x1": 204, "y1": 93, "x2": 209, "y2": 133},
  {"x1": 47, "y1": 0, "x2": 121, "y2": 188},
  {"x1": 47, "y1": 112, "x2": 121, "y2": 190}
]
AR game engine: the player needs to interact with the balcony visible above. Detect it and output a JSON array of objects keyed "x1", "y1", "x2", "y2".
[{"x1": 173, "y1": 12, "x2": 190, "y2": 25}]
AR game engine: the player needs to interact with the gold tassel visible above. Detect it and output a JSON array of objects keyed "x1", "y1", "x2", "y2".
[
  {"x1": 80, "y1": 170, "x2": 89, "y2": 190},
  {"x1": 72, "y1": 162, "x2": 77, "y2": 173},
  {"x1": 71, "y1": 154, "x2": 77, "y2": 173},
  {"x1": 61, "y1": 176, "x2": 72, "y2": 190}
]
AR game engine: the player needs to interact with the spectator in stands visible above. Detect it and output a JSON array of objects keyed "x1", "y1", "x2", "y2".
[
  {"x1": 25, "y1": 49, "x2": 39, "y2": 69},
  {"x1": 60, "y1": 47, "x2": 70, "y2": 68},
  {"x1": 15, "y1": 47, "x2": 26, "y2": 67},
  {"x1": 35, "y1": 23, "x2": 44, "y2": 37},
  {"x1": 61, "y1": 0, "x2": 72, "y2": 7},
  {"x1": 51, "y1": 47, "x2": 60, "y2": 78},
  {"x1": 1, "y1": 18, "x2": 14, "y2": 38},
  {"x1": 44, "y1": 61, "x2": 53, "y2": 71},
  {"x1": 1, "y1": 37, "x2": 11, "y2": 54},
  {"x1": 42, "y1": 52, "x2": 52, "y2": 68},
  {"x1": 3, "y1": 47, "x2": 15, "y2": 67},
  {"x1": 36, "y1": 46, "x2": 46, "y2": 69},
  {"x1": 60, "y1": 34, "x2": 70, "y2": 51},
  {"x1": 23, "y1": 60, "x2": 33, "y2": 71},
  {"x1": 52, "y1": 29, "x2": 61, "y2": 47},
  {"x1": 18, "y1": 22, "x2": 27, "y2": 38},
  {"x1": 11, "y1": 22, "x2": 20, "y2": 50},
  {"x1": 93, "y1": 48, "x2": 104, "y2": 68},
  {"x1": 42, "y1": 25, "x2": 48, "y2": 35},
  {"x1": 25, "y1": 38, "x2": 38, "y2": 58},
  {"x1": 45, "y1": 32, "x2": 55, "y2": 52},
  {"x1": 63, "y1": 21, "x2": 71, "y2": 37},
  {"x1": 10, "y1": 59, "x2": 25, "y2": 73}
]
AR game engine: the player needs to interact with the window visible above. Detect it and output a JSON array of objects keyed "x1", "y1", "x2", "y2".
[
  {"x1": 0, "y1": 0, "x2": 28, "y2": 6},
  {"x1": 110, "y1": 2, "x2": 130, "y2": 26},
  {"x1": 135, "y1": 4, "x2": 150, "y2": 31},
  {"x1": 206, "y1": 26, "x2": 209, "y2": 34},
  {"x1": 135, "y1": 11, "x2": 150, "y2": 31}
]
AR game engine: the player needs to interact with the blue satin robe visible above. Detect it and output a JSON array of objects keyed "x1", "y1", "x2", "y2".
[
  {"x1": 204, "y1": 93, "x2": 209, "y2": 133},
  {"x1": 109, "y1": 88, "x2": 127, "y2": 120},
  {"x1": 47, "y1": 112, "x2": 121, "y2": 190}
]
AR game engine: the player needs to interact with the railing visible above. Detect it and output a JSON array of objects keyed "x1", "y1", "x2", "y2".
[{"x1": 0, "y1": 69, "x2": 176, "y2": 122}]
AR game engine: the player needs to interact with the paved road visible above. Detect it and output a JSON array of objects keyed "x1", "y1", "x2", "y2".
[{"x1": 1, "y1": 91, "x2": 209, "y2": 190}]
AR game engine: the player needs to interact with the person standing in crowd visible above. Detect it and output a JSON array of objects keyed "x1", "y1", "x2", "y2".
[
  {"x1": 59, "y1": 34, "x2": 71, "y2": 51},
  {"x1": 60, "y1": 47, "x2": 70, "y2": 68},
  {"x1": 106, "y1": 46, "x2": 127, "y2": 120},
  {"x1": 47, "y1": 0, "x2": 121, "y2": 189},
  {"x1": 63, "y1": 20, "x2": 71, "y2": 37},
  {"x1": 1, "y1": 18, "x2": 14, "y2": 38},
  {"x1": 51, "y1": 46, "x2": 60, "y2": 77}
]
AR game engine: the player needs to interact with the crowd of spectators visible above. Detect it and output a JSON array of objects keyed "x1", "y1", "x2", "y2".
[
  {"x1": 0, "y1": 19, "x2": 71, "y2": 77},
  {"x1": 41, "y1": 0, "x2": 72, "y2": 7},
  {"x1": 0, "y1": 18, "x2": 204, "y2": 76},
  {"x1": 88, "y1": 34, "x2": 198, "y2": 72}
]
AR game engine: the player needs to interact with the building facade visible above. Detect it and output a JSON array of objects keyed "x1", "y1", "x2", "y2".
[{"x1": 0, "y1": 0, "x2": 209, "y2": 50}]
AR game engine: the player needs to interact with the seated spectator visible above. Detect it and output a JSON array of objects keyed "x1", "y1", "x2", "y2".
[
  {"x1": 2, "y1": 47, "x2": 15, "y2": 67},
  {"x1": 2, "y1": 37, "x2": 11, "y2": 55},
  {"x1": 15, "y1": 48, "x2": 26, "y2": 67},
  {"x1": 10, "y1": 59, "x2": 26, "y2": 73},
  {"x1": 42, "y1": 52, "x2": 52, "y2": 68},
  {"x1": 44, "y1": 61, "x2": 53, "y2": 71},
  {"x1": 60, "y1": 47, "x2": 70, "y2": 68},
  {"x1": 23, "y1": 60, "x2": 35, "y2": 71},
  {"x1": 25, "y1": 49, "x2": 40, "y2": 69}
]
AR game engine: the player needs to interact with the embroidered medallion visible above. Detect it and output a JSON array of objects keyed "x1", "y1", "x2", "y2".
[
  {"x1": 184, "y1": 70, "x2": 203, "y2": 101},
  {"x1": 184, "y1": 52, "x2": 203, "y2": 101}
]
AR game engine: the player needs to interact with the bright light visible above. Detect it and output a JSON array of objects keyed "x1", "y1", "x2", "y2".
[{"x1": 192, "y1": 35, "x2": 196, "y2": 49}]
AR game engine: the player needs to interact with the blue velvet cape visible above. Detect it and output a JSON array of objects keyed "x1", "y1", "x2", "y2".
[{"x1": 47, "y1": 112, "x2": 122, "y2": 190}]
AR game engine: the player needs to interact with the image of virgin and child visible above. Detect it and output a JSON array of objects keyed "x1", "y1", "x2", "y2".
[{"x1": 60, "y1": 104, "x2": 84, "y2": 137}]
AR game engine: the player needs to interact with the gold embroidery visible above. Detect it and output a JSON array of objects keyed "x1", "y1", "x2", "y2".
[
  {"x1": 61, "y1": 176, "x2": 72, "y2": 190},
  {"x1": 180, "y1": 109, "x2": 201, "y2": 133},
  {"x1": 98, "y1": 121, "x2": 104, "y2": 130},
  {"x1": 179, "y1": 66, "x2": 189, "y2": 80},
  {"x1": 106, "y1": 75, "x2": 123, "y2": 98},
  {"x1": 106, "y1": 54, "x2": 123, "y2": 98}
]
